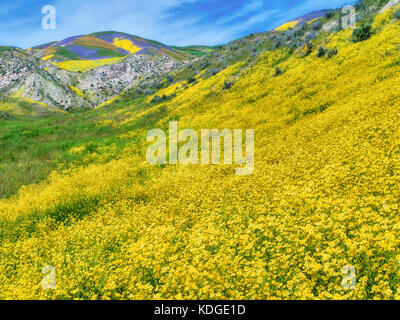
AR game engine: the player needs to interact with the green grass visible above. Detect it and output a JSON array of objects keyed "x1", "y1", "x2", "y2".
[
  {"x1": 86, "y1": 46, "x2": 125, "y2": 58},
  {"x1": 0, "y1": 94, "x2": 169, "y2": 199},
  {"x1": 0, "y1": 108, "x2": 114, "y2": 198},
  {"x1": 0, "y1": 194, "x2": 103, "y2": 242},
  {"x1": 172, "y1": 45, "x2": 217, "y2": 57},
  {"x1": 54, "y1": 47, "x2": 82, "y2": 61}
]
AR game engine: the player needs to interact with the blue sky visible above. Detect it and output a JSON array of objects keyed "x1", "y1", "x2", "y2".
[{"x1": 0, "y1": 0, "x2": 356, "y2": 48}]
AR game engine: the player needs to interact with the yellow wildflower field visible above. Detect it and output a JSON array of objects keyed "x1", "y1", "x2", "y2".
[
  {"x1": 112, "y1": 37, "x2": 142, "y2": 54},
  {"x1": 2, "y1": 12, "x2": 400, "y2": 300},
  {"x1": 275, "y1": 20, "x2": 300, "y2": 31},
  {"x1": 54, "y1": 57, "x2": 126, "y2": 72}
]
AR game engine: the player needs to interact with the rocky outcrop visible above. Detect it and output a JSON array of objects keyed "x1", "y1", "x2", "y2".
[
  {"x1": 76, "y1": 54, "x2": 184, "y2": 105},
  {"x1": 0, "y1": 48, "x2": 186, "y2": 111}
]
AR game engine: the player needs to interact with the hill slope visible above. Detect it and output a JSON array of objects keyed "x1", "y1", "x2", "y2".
[
  {"x1": 1, "y1": 32, "x2": 214, "y2": 116},
  {"x1": 0, "y1": 44, "x2": 186, "y2": 114},
  {"x1": 1, "y1": 1, "x2": 400, "y2": 300},
  {"x1": 33, "y1": 31, "x2": 207, "y2": 66}
]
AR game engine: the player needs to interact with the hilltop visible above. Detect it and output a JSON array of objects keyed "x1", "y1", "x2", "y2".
[{"x1": 32, "y1": 31, "x2": 215, "y2": 67}]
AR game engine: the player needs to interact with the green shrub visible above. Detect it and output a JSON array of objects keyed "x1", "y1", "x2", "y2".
[
  {"x1": 327, "y1": 48, "x2": 338, "y2": 58},
  {"x1": 187, "y1": 76, "x2": 196, "y2": 84},
  {"x1": 302, "y1": 42, "x2": 314, "y2": 57},
  {"x1": 352, "y1": 24, "x2": 372, "y2": 42},
  {"x1": 305, "y1": 31, "x2": 317, "y2": 42},
  {"x1": 311, "y1": 20, "x2": 323, "y2": 31},
  {"x1": 294, "y1": 22, "x2": 307, "y2": 37},
  {"x1": 199, "y1": 61, "x2": 211, "y2": 70},
  {"x1": 206, "y1": 67, "x2": 222, "y2": 77},
  {"x1": 394, "y1": 8, "x2": 400, "y2": 20},
  {"x1": 316, "y1": 46, "x2": 327, "y2": 58},
  {"x1": 85, "y1": 141, "x2": 99, "y2": 153},
  {"x1": 150, "y1": 93, "x2": 176, "y2": 104},
  {"x1": 273, "y1": 67, "x2": 284, "y2": 77},
  {"x1": 273, "y1": 36, "x2": 283, "y2": 49},
  {"x1": 325, "y1": 11, "x2": 335, "y2": 19},
  {"x1": 166, "y1": 75, "x2": 174, "y2": 84},
  {"x1": 223, "y1": 80, "x2": 233, "y2": 90}
]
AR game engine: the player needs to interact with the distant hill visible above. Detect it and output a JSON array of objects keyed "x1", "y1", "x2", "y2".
[
  {"x1": 274, "y1": 9, "x2": 331, "y2": 31},
  {"x1": 32, "y1": 31, "x2": 213, "y2": 63},
  {"x1": 296, "y1": 9, "x2": 331, "y2": 21}
]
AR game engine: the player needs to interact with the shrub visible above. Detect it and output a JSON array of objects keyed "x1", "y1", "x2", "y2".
[
  {"x1": 302, "y1": 42, "x2": 314, "y2": 57},
  {"x1": 273, "y1": 66, "x2": 284, "y2": 77},
  {"x1": 335, "y1": 21, "x2": 344, "y2": 33},
  {"x1": 187, "y1": 76, "x2": 196, "y2": 84},
  {"x1": 166, "y1": 75, "x2": 174, "y2": 84},
  {"x1": 316, "y1": 46, "x2": 327, "y2": 58},
  {"x1": 294, "y1": 22, "x2": 307, "y2": 37},
  {"x1": 325, "y1": 11, "x2": 335, "y2": 19},
  {"x1": 151, "y1": 95, "x2": 169, "y2": 104},
  {"x1": 394, "y1": 8, "x2": 400, "y2": 20},
  {"x1": 151, "y1": 80, "x2": 163, "y2": 89},
  {"x1": 327, "y1": 48, "x2": 338, "y2": 58},
  {"x1": 289, "y1": 39, "x2": 302, "y2": 51},
  {"x1": 305, "y1": 31, "x2": 317, "y2": 42},
  {"x1": 199, "y1": 61, "x2": 211, "y2": 70},
  {"x1": 352, "y1": 24, "x2": 372, "y2": 42},
  {"x1": 273, "y1": 36, "x2": 283, "y2": 49},
  {"x1": 85, "y1": 142, "x2": 99, "y2": 153},
  {"x1": 150, "y1": 93, "x2": 176, "y2": 104},
  {"x1": 311, "y1": 20, "x2": 323, "y2": 31},
  {"x1": 0, "y1": 111, "x2": 14, "y2": 121},
  {"x1": 223, "y1": 80, "x2": 233, "y2": 90},
  {"x1": 206, "y1": 67, "x2": 222, "y2": 77},
  {"x1": 285, "y1": 30, "x2": 295, "y2": 41},
  {"x1": 150, "y1": 95, "x2": 162, "y2": 104}
]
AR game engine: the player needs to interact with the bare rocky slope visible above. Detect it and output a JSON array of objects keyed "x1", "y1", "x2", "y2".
[{"x1": 0, "y1": 46, "x2": 186, "y2": 112}]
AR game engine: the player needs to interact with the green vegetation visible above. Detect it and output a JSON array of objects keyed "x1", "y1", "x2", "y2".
[
  {"x1": 55, "y1": 47, "x2": 82, "y2": 60},
  {"x1": 352, "y1": 24, "x2": 373, "y2": 42},
  {"x1": 87, "y1": 47, "x2": 125, "y2": 58},
  {"x1": 394, "y1": 8, "x2": 400, "y2": 19},
  {"x1": 172, "y1": 45, "x2": 219, "y2": 57},
  {"x1": 0, "y1": 46, "x2": 14, "y2": 53},
  {"x1": 0, "y1": 96, "x2": 159, "y2": 199}
]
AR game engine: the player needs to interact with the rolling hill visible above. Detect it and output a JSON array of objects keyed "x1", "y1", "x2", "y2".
[
  {"x1": 33, "y1": 31, "x2": 210, "y2": 66},
  {"x1": 274, "y1": 9, "x2": 331, "y2": 31},
  {"x1": 0, "y1": 32, "x2": 218, "y2": 115}
]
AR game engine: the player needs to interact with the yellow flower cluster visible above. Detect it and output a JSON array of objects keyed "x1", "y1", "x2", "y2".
[
  {"x1": 275, "y1": 20, "x2": 300, "y2": 31},
  {"x1": 68, "y1": 85, "x2": 86, "y2": 99},
  {"x1": 54, "y1": 57, "x2": 126, "y2": 73},
  {"x1": 2, "y1": 13, "x2": 400, "y2": 300},
  {"x1": 41, "y1": 54, "x2": 54, "y2": 61},
  {"x1": 112, "y1": 38, "x2": 142, "y2": 54}
]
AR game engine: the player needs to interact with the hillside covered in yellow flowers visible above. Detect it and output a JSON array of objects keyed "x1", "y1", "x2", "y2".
[{"x1": 2, "y1": 3, "x2": 400, "y2": 300}]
